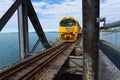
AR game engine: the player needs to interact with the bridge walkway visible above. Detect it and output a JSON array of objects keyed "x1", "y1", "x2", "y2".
[{"x1": 99, "y1": 50, "x2": 120, "y2": 80}]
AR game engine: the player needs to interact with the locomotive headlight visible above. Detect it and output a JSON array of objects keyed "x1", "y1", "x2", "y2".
[
  {"x1": 73, "y1": 32, "x2": 75, "y2": 34},
  {"x1": 66, "y1": 28, "x2": 70, "y2": 32}
]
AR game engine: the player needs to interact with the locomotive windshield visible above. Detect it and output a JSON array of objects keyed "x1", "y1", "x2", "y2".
[{"x1": 60, "y1": 19, "x2": 76, "y2": 26}]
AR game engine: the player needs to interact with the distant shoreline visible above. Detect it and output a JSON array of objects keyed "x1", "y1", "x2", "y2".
[
  {"x1": 100, "y1": 29, "x2": 120, "y2": 32},
  {"x1": 0, "y1": 31, "x2": 59, "y2": 34}
]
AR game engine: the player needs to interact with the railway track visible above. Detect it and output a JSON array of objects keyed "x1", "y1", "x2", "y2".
[{"x1": 0, "y1": 43, "x2": 74, "y2": 80}]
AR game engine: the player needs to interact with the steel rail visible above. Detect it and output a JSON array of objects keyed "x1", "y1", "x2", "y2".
[
  {"x1": 14, "y1": 44, "x2": 68, "y2": 80},
  {"x1": 21, "y1": 43, "x2": 70, "y2": 80},
  {"x1": 0, "y1": 43, "x2": 68, "y2": 80}
]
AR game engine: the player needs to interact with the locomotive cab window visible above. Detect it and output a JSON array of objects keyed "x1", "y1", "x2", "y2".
[{"x1": 60, "y1": 19, "x2": 76, "y2": 26}]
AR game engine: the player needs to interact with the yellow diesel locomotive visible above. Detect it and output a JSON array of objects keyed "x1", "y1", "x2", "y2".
[{"x1": 59, "y1": 16, "x2": 82, "y2": 42}]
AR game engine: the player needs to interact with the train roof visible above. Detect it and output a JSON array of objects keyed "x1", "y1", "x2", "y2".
[{"x1": 60, "y1": 16, "x2": 78, "y2": 22}]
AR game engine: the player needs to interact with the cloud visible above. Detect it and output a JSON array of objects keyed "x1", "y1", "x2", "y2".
[
  {"x1": 0, "y1": 0, "x2": 18, "y2": 32},
  {"x1": 32, "y1": 0, "x2": 82, "y2": 31},
  {"x1": 32, "y1": 0, "x2": 82, "y2": 15},
  {"x1": 0, "y1": 0, "x2": 14, "y2": 18},
  {"x1": 33, "y1": 0, "x2": 120, "y2": 30},
  {"x1": 0, "y1": 0, "x2": 120, "y2": 32},
  {"x1": 100, "y1": 0, "x2": 120, "y2": 23}
]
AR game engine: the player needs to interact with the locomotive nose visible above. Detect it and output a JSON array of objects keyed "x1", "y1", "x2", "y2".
[
  {"x1": 65, "y1": 35, "x2": 71, "y2": 40},
  {"x1": 66, "y1": 36, "x2": 70, "y2": 40},
  {"x1": 66, "y1": 28, "x2": 70, "y2": 32}
]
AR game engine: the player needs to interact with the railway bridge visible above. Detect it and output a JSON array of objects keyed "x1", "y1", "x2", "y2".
[{"x1": 0, "y1": 0, "x2": 120, "y2": 80}]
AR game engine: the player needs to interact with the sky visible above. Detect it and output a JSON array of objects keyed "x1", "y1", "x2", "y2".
[{"x1": 0, "y1": 0, "x2": 120, "y2": 32}]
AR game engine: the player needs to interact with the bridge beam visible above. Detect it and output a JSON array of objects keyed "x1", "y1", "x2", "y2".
[
  {"x1": 0, "y1": 0, "x2": 22, "y2": 31},
  {"x1": 18, "y1": 2, "x2": 29, "y2": 59},
  {"x1": 27, "y1": 0, "x2": 51, "y2": 49},
  {"x1": 100, "y1": 21, "x2": 120, "y2": 29},
  {"x1": 0, "y1": 0, "x2": 51, "y2": 57},
  {"x1": 82, "y1": 0, "x2": 99, "y2": 80}
]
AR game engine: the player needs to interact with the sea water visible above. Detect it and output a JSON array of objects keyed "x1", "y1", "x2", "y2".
[
  {"x1": 0, "y1": 32, "x2": 120, "y2": 68},
  {"x1": 0, "y1": 32, "x2": 59, "y2": 68}
]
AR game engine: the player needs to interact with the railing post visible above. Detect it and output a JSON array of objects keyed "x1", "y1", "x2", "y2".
[
  {"x1": 18, "y1": 2, "x2": 29, "y2": 59},
  {"x1": 82, "y1": 0, "x2": 100, "y2": 80}
]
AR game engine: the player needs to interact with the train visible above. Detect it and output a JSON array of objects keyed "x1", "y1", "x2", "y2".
[{"x1": 59, "y1": 16, "x2": 82, "y2": 42}]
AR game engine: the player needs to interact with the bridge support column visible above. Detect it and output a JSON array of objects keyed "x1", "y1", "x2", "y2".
[
  {"x1": 82, "y1": 0, "x2": 99, "y2": 80},
  {"x1": 18, "y1": 3, "x2": 29, "y2": 59}
]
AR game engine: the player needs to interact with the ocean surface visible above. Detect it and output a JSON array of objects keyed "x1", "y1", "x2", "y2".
[
  {"x1": 0, "y1": 32, "x2": 120, "y2": 68},
  {"x1": 0, "y1": 32, "x2": 59, "y2": 68}
]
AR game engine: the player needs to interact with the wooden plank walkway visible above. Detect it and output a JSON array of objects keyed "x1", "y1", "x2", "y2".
[{"x1": 99, "y1": 50, "x2": 120, "y2": 80}]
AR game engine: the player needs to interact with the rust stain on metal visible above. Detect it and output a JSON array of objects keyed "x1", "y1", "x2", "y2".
[{"x1": 82, "y1": 0, "x2": 99, "y2": 80}]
